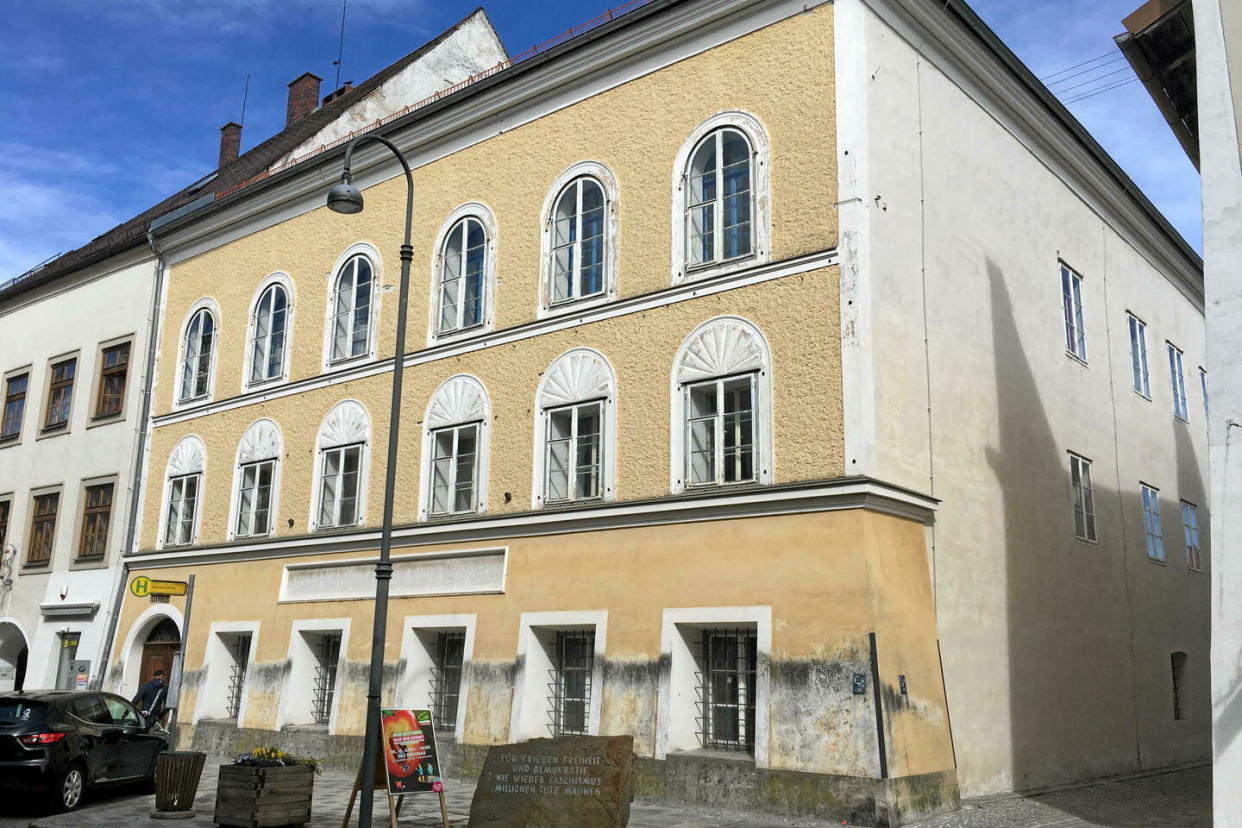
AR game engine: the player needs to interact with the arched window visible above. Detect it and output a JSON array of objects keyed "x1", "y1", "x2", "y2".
[
  {"x1": 310, "y1": 400, "x2": 370, "y2": 530},
  {"x1": 231, "y1": 419, "x2": 282, "y2": 539},
  {"x1": 179, "y1": 304, "x2": 217, "y2": 403},
  {"x1": 420, "y1": 375, "x2": 490, "y2": 519},
  {"x1": 670, "y1": 317, "x2": 772, "y2": 493},
  {"x1": 329, "y1": 254, "x2": 374, "y2": 364},
  {"x1": 532, "y1": 349, "x2": 616, "y2": 508},
  {"x1": 247, "y1": 278, "x2": 291, "y2": 386},
  {"x1": 540, "y1": 162, "x2": 618, "y2": 315},
  {"x1": 673, "y1": 113, "x2": 770, "y2": 283},
  {"x1": 161, "y1": 435, "x2": 205, "y2": 547},
  {"x1": 437, "y1": 216, "x2": 488, "y2": 336}
]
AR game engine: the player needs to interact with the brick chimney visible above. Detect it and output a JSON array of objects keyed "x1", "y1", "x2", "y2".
[
  {"x1": 286, "y1": 72, "x2": 323, "y2": 126},
  {"x1": 218, "y1": 121, "x2": 242, "y2": 168},
  {"x1": 322, "y1": 82, "x2": 353, "y2": 107}
]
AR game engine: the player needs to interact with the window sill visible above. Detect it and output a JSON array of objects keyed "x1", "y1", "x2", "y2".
[
  {"x1": 198, "y1": 717, "x2": 240, "y2": 727},
  {"x1": 1073, "y1": 535, "x2": 1099, "y2": 547},
  {"x1": 1174, "y1": 414, "x2": 1190, "y2": 424},
  {"x1": 1064, "y1": 351, "x2": 1089, "y2": 367},
  {"x1": 21, "y1": 562, "x2": 51, "y2": 571},
  {"x1": 37, "y1": 425, "x2": 70, "y2": 440},
  {"x1": 87, "y1": 413, "x2": 125, "y2": 429},
  {"x1": 244, "y1": 377, "x2": 287, "y2": 393},
  {"x1": 69, "y1": 556, "x2": 109, "y2": 571},
  {"x1": 0, "y1": 435, "x2": 19, "y2": 448},
  {"x1": 281, "y1": 724, "x2": 329, "y2": 734},
  {"x1": 1133, "y1": 390, "x2": 1151, "y2": 402},
  {"x1": 1146, "y1": 556, "x2": 1167, "y2": 567},
  {"x1": 326, "y1": 354, "x2": 373, "y2": 371},
  {"x1": 541, "y1": 293, "x2": 613, "y2": 320},
  {"x1": 677, "y1": 254, "x2": 760, "y2": 285},
  {"x1": 1188, "y1": 567, "x2": 1203, "y2": 575},
  {"x1": 667, "y1": 748, "x2": 755, "y2": 765},
  {"x1": 430, "y1": 323, "x2": 489, "y2": 346}
]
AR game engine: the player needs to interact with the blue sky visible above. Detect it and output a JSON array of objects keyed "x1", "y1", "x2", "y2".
[{"x1": 0, "y1": 0, "x2": 1201, "y2": 280}]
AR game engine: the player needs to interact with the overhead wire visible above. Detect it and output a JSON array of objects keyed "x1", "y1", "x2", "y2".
[
  {"x1": 1063, "y1": 77, "x2": 1141, "y2": 104},
  {"x1": 1043, "y1": 54, "x2": 1126, "y2": 87},
  {"x1": 1052, "y1": 66, "x2": 1133, "y2": 95},
  {"x1": 1039, "y1": 50, "x2": 1120, "y2": 81}
]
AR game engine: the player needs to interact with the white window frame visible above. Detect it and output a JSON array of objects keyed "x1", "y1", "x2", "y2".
[
  {"x1": 317, "y1": 444, "x2": 364, "y2": 529},
  {"x1": 1068, "y1": 452, "x2": 1097, "y2": 543},
  {"x1": 322, "y1": 243, "x2": 381, "y2": 369},
  {"x1": 396, "y1": 614, "x2": 477, "y2": 743},
  {"x1": 670, "y1": 316, "x2": 773, "y2": 494},
  {"x1": 684, "y1": 374, "x2": 759, "y2": 489},
  {"x1": 1200, "y1": 367, "x2": 1209, "y2": 420},
  {"x1": 175, "y1": 299, "x2": 220, "y2": 408},
  {"x1": 538, "y1": 161, "x2": 619, "y2": 317},
  {"x1": 157, "y1": 435, "x2": 205, "y2": 549},
  {"x1": 1168, "y1": 342, "x2": 1188, "y2": 421},
  {"x1": 1127, "y1": 313, "x2": 1150, "y2": 398},
  {"x1": 1181, "y1": 500, "x2": 1201, "y2": 572},
  {"x1": 308, "y1": 400, "x2": 370, "y2": 531},
  {"x1": 418, "y1": 375, "x2": 490, "y2": 521},
  {"x1": 427, "y1": 423, "x2": 481, "y2": 518},
  {"x1": 193, "y1": 621, "x2": 260, "y2": 725},
  {"x1": 227, "y1": 419, "x2": 282, "y2": 541},
  {"x1": 672, "y1": 112, "x2": 770, "y2": 285},
  {"x1": 508, "y1": 610, "x2": 607, "y2": 742},
  {"x1": 655, "y1": 605, "x2": 771, "y2": 767},
  {"x1": 1061, "y1": 262, "x2": 1087, "y2": 362},
  {"x1": 275, "y1": 618, "x2": 351, "y2": 733},
  {"x1": 531, "y1": 348, "x2": 617, "y2": 508},
  {"x1": 1142, "y1": 483, "x2": 1165, "y2": 562},
  {"x1": 543, "y1": 401, "x2": 605, "y2": 504},
  {"x1": 242, "y1": 273, "x2": 295, "y2": 391},
  {"x1": 427, "y1": 203, "x2": 497, "y2": 345}
]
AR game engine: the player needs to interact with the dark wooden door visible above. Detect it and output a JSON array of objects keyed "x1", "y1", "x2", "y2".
[{"x1": 139, "y1": 643, "x2": 176, "y2": 687}]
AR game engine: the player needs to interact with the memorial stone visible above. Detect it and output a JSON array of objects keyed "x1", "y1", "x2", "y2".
[{"x1": 467, "y1": 735, "x2": 635, "y2": 827}]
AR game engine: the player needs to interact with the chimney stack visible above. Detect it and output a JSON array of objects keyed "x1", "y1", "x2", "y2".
[
  {"x1": 218, "y1": 121, "x2": 242, "y2": 168},
  {"x1": 286, "y1": 72, "x2": 323, "y2": 126},
  {"x1": 323, "y1": 82, "x2": 353, "y2": 107}
]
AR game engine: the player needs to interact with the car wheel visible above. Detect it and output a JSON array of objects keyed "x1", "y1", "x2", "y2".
[{"x1": 52, "y1": 763, "x2": 86, "y2": 813}]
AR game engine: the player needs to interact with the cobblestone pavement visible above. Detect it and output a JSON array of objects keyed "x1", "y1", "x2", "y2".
[{"x1": 0, "y1": 761, "x2": 1210, "y2": 827}]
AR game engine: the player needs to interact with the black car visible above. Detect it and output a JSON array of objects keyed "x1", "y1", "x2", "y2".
[{"x1": 0, "y1": 690, "x2": 167, "y2": 812}]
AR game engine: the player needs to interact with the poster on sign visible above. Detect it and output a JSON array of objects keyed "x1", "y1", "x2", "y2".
[{"x1": 380, "y1": 708, "x2": 444, "y2": 796}]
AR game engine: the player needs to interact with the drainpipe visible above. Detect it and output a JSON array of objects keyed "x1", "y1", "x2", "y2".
[{"x1": 92, "y1": 230, "x2": 166, "y2": 690}]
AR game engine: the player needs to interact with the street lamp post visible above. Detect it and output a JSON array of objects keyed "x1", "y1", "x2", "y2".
[{"x1": 326, "y1": 134, "x2": 414, "y2": 828}]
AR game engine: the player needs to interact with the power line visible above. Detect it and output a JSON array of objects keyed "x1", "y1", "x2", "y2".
[
  {"x1": 1039, "y1": 50, "x2": 1120, "y2": 81},
  {"x1": 1064, "y1": 77, "x2": 1140, "y2": 105},
  {"x1": 1053, "y1": 66, "x2": 1133, "y2": 96},
  {"x1": 1044, "y1": 55, "x2": 1126, "y2": 87}
]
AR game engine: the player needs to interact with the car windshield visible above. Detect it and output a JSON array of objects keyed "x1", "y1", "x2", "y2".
[{"x1": 0, "y1": 699, "x2": 48, "y2": 725}]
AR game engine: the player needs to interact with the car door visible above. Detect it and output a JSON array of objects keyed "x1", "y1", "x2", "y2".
[
  {"x1": 101, "y1": 695, "x2": 161, "y2": 780},
  {"x1": 68, "y1": 695, "x2": 122, "y2": 784}
]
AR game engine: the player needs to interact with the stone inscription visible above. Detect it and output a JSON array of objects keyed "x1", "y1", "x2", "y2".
[{"x1": 486, "y1": 753, "x2": 604, "y2": 796}]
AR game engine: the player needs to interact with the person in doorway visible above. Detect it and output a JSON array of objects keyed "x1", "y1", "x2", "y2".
[{"x1": 132, "y1": 669, "x2": 166, "y2": 721}]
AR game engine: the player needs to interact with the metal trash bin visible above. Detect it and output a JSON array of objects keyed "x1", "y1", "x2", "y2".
[{"x1": 152, "y1": 750, "x2": 206, "y2": 819}]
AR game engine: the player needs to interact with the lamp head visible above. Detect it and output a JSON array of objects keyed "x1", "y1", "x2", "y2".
[{"x1": 327, "y1": 171, "x2": 364, "y2": 214}]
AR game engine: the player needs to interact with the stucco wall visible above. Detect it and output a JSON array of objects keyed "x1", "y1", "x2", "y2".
[{"x1": 840, "y1": 0, "x2": 1209, "y2": 796}]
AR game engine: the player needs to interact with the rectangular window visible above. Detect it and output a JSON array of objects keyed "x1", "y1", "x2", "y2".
[
  {"x1": 1127, "y1": 314, "x2": 1150, "y2": 397},
  {"x1": 94, "y1": 342, "x2": 130, "y2": 418},
  {"x1": 27, "y1": 492, "x2": 59, "y2": 566},
  {"x1": 1182, "y1": 501, "x2": 1201, "y2": 572},
  {"x1": 431, "y1": 631, "x2": 466, "y2": 733},
  {"x1": 164, "y1": 474, "x2": 200, "y2": 546},
  {"x1": 686, "y1": 375, "x2": 756, "y2": 487},
  {"x1": 44, "y1": 358, "x2": 76, "y2": 429},
  {"x1": 1200, "y1": 368, "x2": 1209, "y2": 420},
  {"x1": 429, "y1": 424, "x2": 479, "y2": 516},
  {"x1": 700, "y1": 627, "x2": 758, "y2": 753},
  {"x1": 1168, "y1": 343, "x2": 1188, "y2": 421},
  {"x1": 1061, "y1": 264, "x2": 1087, "y2": 361},
  {"x1": 1171, "y1": 652, "x2": 1187, "y2": 720},
  {"x1": 549, "y1": 630, "x2": 594, "y2": 736},
  {"x1": 223, "y1": 632, "x2": 252, "y2": 720},
  {"x1": 545, "y1": 401, "x2": 602, "y2": 503},
  {"x1": 235, "y1": 460, "x2": 275, "y2": 538},
  {"x1": 1142, "y1": 484, "x2": 1165, "y2": 562},
  {"x1": 77, "y1": 483, "x2": 113, "y2": 561},
  {"x1": 317, "y1": 444, "x2": 362, "y2": 528},
  {"x1": 1, "y1": 374, "x2": 27, "y2": 441},
  {"x1": 1069, "y1": 453, "x2": 1097, "y2": 542},
  {"x1": 0, "y1": 499, "x2": 9, "y2": 549},
  {"x1": 310, "y1": 631, "x2": 342, "y2": 726}
]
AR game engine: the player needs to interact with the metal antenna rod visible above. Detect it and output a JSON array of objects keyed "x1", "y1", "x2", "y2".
[
  {"x1": 240, "y1": 74, "x2": 250, "y2": 126},
  {"x1": 333, "y1": 0, "x2": 348, "y2": 89}
]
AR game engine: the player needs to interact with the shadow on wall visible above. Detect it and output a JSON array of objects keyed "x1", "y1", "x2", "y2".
[{"x1": 983, "y1": 259, "x2": 1209, "y2": 796}]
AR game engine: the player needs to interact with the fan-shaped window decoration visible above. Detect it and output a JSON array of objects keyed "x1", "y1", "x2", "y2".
[
  {"x1": 179, "y1": 305, "x2": 216, "y2": 403},
  {"x1": 330, "y1": 254, "x2": 373, "y2": 363},
  {"x1": 312, "y1": 401, "x2": 370, "y2": 530},
  {"x1": 163, "y1": 435, "x2": 205, "y2": 547},
  {"x1": 421, "y1": 376, "x2": 489, "y2": 519},
  {"x1": 671, "y1": 317, "x2": 772, "y2": 493},
  {"x1": 438, "y1": 218, "x2": 487, "y2": 335},
  {"x1": 233, "y1": 419, "x2": 282, "y2": 539},
  {"x1": 248, "y1": 280, "x2": 291, "y2": 386},
  {"x1": 532, "y1": 349, "x2": 616, "y2": 507}
]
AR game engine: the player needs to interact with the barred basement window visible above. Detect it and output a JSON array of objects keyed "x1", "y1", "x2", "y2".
[
  {"x1": 311, "y1": 632, "x2": 342, "y2": 726},
  {"x1": 698, "y1": 627, "x2": 757, "y2": 753},
  {"x1": 225, "y1": 633, "x2": 252, "y2": 720},
  {"x1": 430, "y1": 631, "x2": 465, "y2": 733},
  {"x1": 549, "y1": 631, "x2": 594, "y2": 736}
]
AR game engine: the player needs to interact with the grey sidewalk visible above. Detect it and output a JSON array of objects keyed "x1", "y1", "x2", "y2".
[{"x1": 0, "y1": 761, "x2": 1211, "y2": 827}]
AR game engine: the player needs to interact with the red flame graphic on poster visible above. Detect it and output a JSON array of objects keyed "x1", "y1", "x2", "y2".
[{"x1": 380, "y1": 709, "x2": 443, "y2": 795}]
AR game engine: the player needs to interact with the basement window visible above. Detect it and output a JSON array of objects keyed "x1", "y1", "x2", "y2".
[
  {"x1": 549, "y1": 630, "x2": 594, "y2": 736},
  {"x1": 431, "y1": 630, "x2": 465, "y2": 734},
  {"x1": 310, "y1": 632, "x2": 342, "y2": 726},
  {"x1": 698, "y1": 627, "x2": 757, "y2": 753}
]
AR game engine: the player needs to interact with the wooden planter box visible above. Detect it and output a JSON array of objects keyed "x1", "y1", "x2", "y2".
[{"x1": 213, "y1": 764, "x2": 315, "y2": 828}]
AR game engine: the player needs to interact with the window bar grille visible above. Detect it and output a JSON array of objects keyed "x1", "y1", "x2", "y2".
[
  {"x1": 547, "y1": 630, "x2": 594, "y2": 736},
  {"x1": 226, "y1": 635, "x2": 251, "y2": 720},
  {"x1": 695, "y1": 627, "x2": 757, "y2": 753},
  {"x1": 430, "y1": 631, "x2": 466, "y2": 733},
  {"x1": 311, "y1": 633, "x2": 342, "y2": 726}
]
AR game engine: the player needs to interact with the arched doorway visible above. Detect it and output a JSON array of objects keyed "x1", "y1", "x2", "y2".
[
  {"x1": 0, "y1": 621, "x2": 28, "y2": 692},
  {"x1": 140, "y1": 618, "x2": 181, "y2": 688}
]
